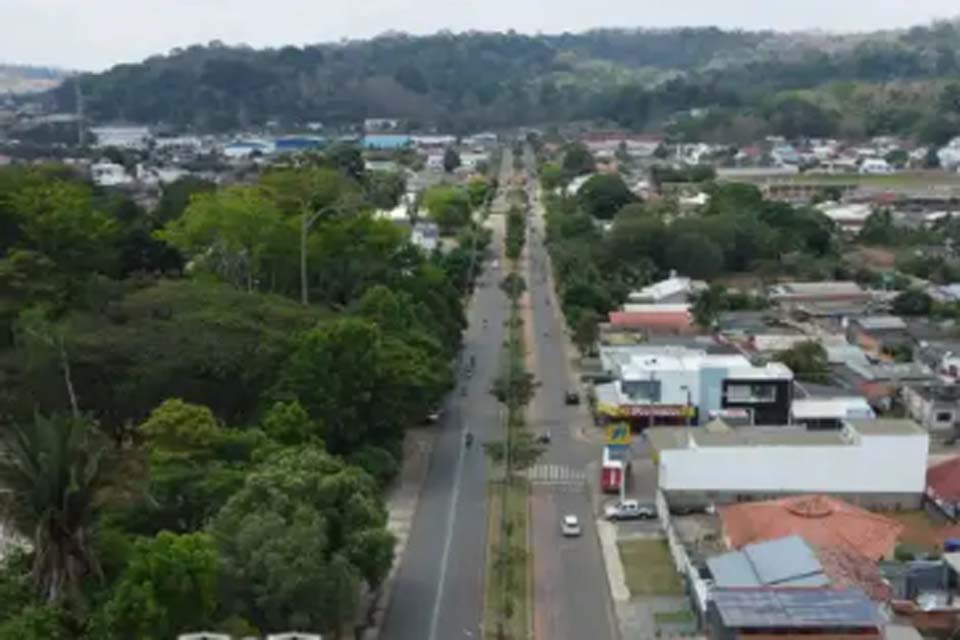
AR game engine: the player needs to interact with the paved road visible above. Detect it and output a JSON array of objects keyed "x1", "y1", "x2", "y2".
[
  {"x1": 381, "y1": 151, "x2": 514, "y2": 640},
  {"x1": 522, "y1": 145, "x2": 618, "y2": 640}
]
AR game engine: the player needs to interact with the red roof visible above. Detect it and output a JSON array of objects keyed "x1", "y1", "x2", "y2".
[
  {"x1": 927, "y1": 456, "x2": 960, "y2": 502},
  {"x1": 815, "y1": 545, "x2": 893, "y2": 602},
  {"x1": 719, "y1": 495, "x2": 903, "y2": 561},
  {"x1": 608, "y1": 311, "x2": 693, "y2": 333}
]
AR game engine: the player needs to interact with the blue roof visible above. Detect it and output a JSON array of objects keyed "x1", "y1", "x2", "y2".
[
  {"x1": 274, "y1": 136, "x2": 326, "y2": 150},
  {"x1": 712, "y1": 588, "x2": 880, "y2": 629},
  {"x1": 363, "y1": 134, "x2": 411, "y2": 150},
  {"x1": 708, "y1": 535, "x2": 829, "y2": 588}
]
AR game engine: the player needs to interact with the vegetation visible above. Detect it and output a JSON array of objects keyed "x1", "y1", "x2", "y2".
[
  {"x1": 0, "y1": 148, "x2": 487, "y2": 637},
  {"x1": 617, "y1": 539, "x2": 684, "y2": 596},
  {"x1": 49, "y1": 21, "x2": 960, "y2": 139},
  {"x1": 776, "y1": 341, "x2": 831, "y2": 384}
]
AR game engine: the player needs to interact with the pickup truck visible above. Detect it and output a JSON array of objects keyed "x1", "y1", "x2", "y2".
[{"x1": 604, "y1": 499, "x2": 657, "y2": 521}]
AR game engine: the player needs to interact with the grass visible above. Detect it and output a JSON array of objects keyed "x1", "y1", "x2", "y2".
[
  {"x1": 617, "y1": 538, "x2": 684, "y2": 596},
  {"x1": 654, "y1": 609, "x2": 697, "y2": 625},
  {"x1": 767, "y1": 172, "x2": 960, "y2": 188},
  {"x1": 483, "y1": 481, "x2": 530, "y2": 640}
]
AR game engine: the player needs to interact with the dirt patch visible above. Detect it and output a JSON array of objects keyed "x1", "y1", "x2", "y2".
[{"x1": 886, "y1": 509, "x2": 960, "y2": 552}]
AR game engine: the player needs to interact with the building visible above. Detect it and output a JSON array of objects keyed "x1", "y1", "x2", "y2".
[
  {"x1": 627, "y1": 274, "x2": 707, "y2": 305},
  {"x1": 274, "y1": 136, "x2": 326, "y2": 152},
  {"x1": 719, "y1": 495, "x2": 904, "y2": 560},
  {"x1": 902, "y1": 384, "x2": 960, "y2": 434},
  {"x1": 90, "y1": 161, "x2": 133, "y2": 187},
  {"x1": 595, "y1": 350, "x2": 793, "y2": 427},
  {"x1": 90, "y1": 125, "x2": 151, "y2": 149},
  {"x1": 769, "y1": 282, "x2": 872, "y2": 306},
  {"x1": 860, "y1": 158, "x2": 894, "y2": 175},
  {"x1": 790, "y1": 397, "x2": 875, "y2": 430},
  {"x1": 222, "y1": 140, "x2": 273, "y2": 159},
  {"x1": 410, "y1": 222, "x2": 439, "y2": 253},
  {"x1": 816, "y1": 203, "x2": 874, "y2": 235},
  {"x1": 647, "y1": 419, "x2": 929, "y2": 508},
  {"x1": 707, "y1": 535, "x2": 830, "y2": 589},
  {"x1": 362, "y1": 134, "x2": 412, "y2": 150},
  {"x1": 926, "y1": 456, "x2": 960, "y2": 520},
  {"x1": 846, "y1": 316, "x2": 911, "y2": 359},
  {"x1": 706, "y1": 588, "x2": 882, "y2": 640},
  {"x1": 843, "y1": 361, "x2": 938, "y2": 410},
  {"x1": 609, "y1": 305, "x2": 696, "y2": 334}
]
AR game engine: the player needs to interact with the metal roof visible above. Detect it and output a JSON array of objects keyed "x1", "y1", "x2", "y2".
[
  {"x1": 855, "y1": 315, "x2": 907, "y2": 331},
  {"x1": 708, "y1": 536, "x2": 829, "y2": 589},
  {"x1": 711, "y1": 588, "x2": 881, "y2": 629},
  {"x1": 848, "y1": 418, "x2": 926, "y2": 436}
]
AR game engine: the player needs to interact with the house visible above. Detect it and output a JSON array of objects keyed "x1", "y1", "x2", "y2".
[
  {"x1": 860, "y1": 158, "x2": 894, "y2": 175},
  {"x1": 902, "y1": 384, "x2": 960, "y2": 433},
  {"x1": 770, "y1": 281, "x2": 872, "y2": 306},
  {"x1": 926, "y1": 456, "x2": 960, "y2": 519},
  {"x1": 647, "y1": 419, "x2": 929, "y2": 509},
  {"x1": 594, "y1": 350, "x2": 793, "y2": 427},
  {"x1": 916, "y1": 340, "x2": 960, "y2": 380},
  {"x1": 90, "y1": 161, "x2": 133, "y2": 187},
  {"x1": 846, "y1": 316, "x2": 911, "y2": 359},
  {"x1": 626, "y1": 274, "x2": 707, "y2": 305},
  {"x1": 938, "y1": 137, "x2": 960, "y2": 171},
  {"x1": 706, "y1": 588, "x2": 882, "y2": 640},
  {"x1": 791, "y1": 397, "x2": 875, "y2": 430},
  {"x1": 719, "y1": 494, "x2": 903, "y2": 560},
  {"x1": 222, "y1": 140, "x2": 273, "y2": 159},
  {"x1": 608, "y1": 305, "x2": 695, "y2": 334},
  {"x1": 843, "y1": 361, "x2": 937, "y2": 410},
  {"x1": 410, "y1": 222, "x2": 439, "y2": 253},
  {"x1": 706, "y1": 535, "x2": 892, "y2": 602},
  {"x1": 816, "y1": 202, "x2": 874, "y2": 235}
]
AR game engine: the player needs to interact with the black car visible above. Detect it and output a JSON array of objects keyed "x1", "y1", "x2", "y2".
[{"x1": 564, "y1": 391, "x2": 580, "y2": 405}]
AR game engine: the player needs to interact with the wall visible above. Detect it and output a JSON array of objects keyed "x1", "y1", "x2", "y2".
[{"x1": 658, "y1": 433, "x2": 928, "y2": 497}]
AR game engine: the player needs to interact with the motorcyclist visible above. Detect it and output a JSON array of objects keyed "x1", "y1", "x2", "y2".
[{"x1": 465, "y1": 432, "x2": 474, "y2": 447}]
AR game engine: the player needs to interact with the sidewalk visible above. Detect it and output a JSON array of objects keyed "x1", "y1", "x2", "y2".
[{"x1": 362, "y1": 427, "x2": 436, "y2": 639}]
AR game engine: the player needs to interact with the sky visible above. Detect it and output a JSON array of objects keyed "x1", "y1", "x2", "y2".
[{"x1": 2, "y1": 0, "x2": 959, "y2": 71}]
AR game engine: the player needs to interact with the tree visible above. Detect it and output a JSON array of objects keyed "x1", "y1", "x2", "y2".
[
  {"x1": 210, "y1": 446, "x2": 393, "y2": 633},
  {"x1": 423, "y1": 185, "x2": 471, "y2": 231},
  {"x1": 776, "y1": 341, "x2": 830, "y2": 384},
  {"x1": 443, "y1": 147, "x2": 461, "y2": 173},
  {"x1": 577, "y1": 174, "x2": 636, "y2": 220},
  {"x1": 539, "y1": 162, "x2": 565, "y2": 192},
  {"x1": 892, "y1": 288, "x2": 934, "y2": 316},
  {"x1": 103, "y1": 532, "x2": 218, "y2": 640},
  {"x1": 571, "y1": 309, "x2": 600, "y2": 355},
  {"x1": 325, "y1": 143, "x2": 365, "y2": 182},
  {"x1": 691, "y1": 284, "x2": 729, "y2": 329},
  {"x1": 665, "y1": 232, "x2": 724, "y2": 279},
  {"x1": 154, "y1": 177, "x2": 215, "y2": 226},
  {"x1": 0, "y1": 414, "x2": 120, "y2": 602},
  {"x1": 858, "y1": 210, "x2": 898, "y2": 245},
  {"x1": 561, "y1": 143, "x2": 595, "y2": 177}
]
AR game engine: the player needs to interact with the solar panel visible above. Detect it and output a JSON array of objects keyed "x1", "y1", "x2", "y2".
[{"x1": 714, "y1": 588, "x2": 881, "y2": 629}]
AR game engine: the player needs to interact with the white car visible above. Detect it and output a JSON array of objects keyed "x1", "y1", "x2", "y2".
[
  {"x1": 561, "y1": 515, "x2": 581, "y2": 537},
  {"x1": 605, "y1": 499, "x2": 657, "y2": 521}
]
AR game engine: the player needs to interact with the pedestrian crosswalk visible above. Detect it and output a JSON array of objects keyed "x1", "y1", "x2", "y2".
[{"x1": 524, "y1": 464, "x2": 586, "y2": 485}]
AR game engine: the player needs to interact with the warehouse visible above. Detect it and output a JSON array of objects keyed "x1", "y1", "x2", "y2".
[{"x1": 647, "y1": 419, "x2": 928, "y2": 509}]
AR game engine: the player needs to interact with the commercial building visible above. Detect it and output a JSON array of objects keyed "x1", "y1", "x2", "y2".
[
  {"x1": 769, "y1": 281, "x2": 872, "y2": 305},
  {"x1": 90, "y1": 125, "x2": 151, "y2": 149},
  {"x1": 595, "y1": 350, "x2": 793, "y2": 427},
  {"x1": 647, "y1": 419, "x2": 929, "y2": 508},
  {"x1": 790, "y1": 397, "x2": 875, "y2": 430},
  {"x1": 608, "y1": 304, "x2": 695, "y2": 334}
]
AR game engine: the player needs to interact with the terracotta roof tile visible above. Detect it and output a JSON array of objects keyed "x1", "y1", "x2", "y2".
[
  {"x1": 927, "y1": 456, "x2": 960, "y2": 502},
  {"x1": 720, "y1": 495, "x2": 903, "y2": 561}
]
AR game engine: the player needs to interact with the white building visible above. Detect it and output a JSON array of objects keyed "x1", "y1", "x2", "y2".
[
  {"x1": 647, "y1": 418, "x2": 928, "y2": 508},
  {"x1": 938, "y1": 137, "x2": 960, "y2": 171},
  {"x1": 222, "y1": 139, "x2": 273, "y2": 159},
  {"x1": 626, "y1": 274, "x2": 706, "y2": 305},
  {"x1": 815, "y1": 202, "x2": 874, "y2": 235},
  {"x1": 90, "y1": 161, "x2": 133, "y2": 187},
  {"x1": 90, "y1": 125, "x2": 151, "y2": 149},
  {"x1": 790, "y1": 396, "x2": 875, "y2": 429},
  {"x1": 859, "y1": 158, "x2": 894, "y2": 175},
  {"x1": 411, "y1": 222, "x2": 439, "y2": 253}
]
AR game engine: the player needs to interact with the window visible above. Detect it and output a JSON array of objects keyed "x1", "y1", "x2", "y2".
[
  {"x1": 936, "y1": 411, "x2": 954, "y2": 425},
  {"x1": 725, "y1": 383, "x2": 776, "y2": 403},
  {"x1": 622, "y1": 380, "x2": 661, "y2": 402}
]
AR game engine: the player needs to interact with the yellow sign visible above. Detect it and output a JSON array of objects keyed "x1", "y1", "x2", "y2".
[{"x1": 606, "y1": 423, "x2": 632, "y2": 446}]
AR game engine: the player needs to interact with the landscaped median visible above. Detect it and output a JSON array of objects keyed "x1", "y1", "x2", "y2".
[{"x1": 483, "y1": 480, "x2": 531, "y2": 640}]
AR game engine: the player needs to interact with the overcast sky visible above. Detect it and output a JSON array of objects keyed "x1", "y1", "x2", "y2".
[{"x1": 3, "y1": 0, "x2": 959, "y2": 71}]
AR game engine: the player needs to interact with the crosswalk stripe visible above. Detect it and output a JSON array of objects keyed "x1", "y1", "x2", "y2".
[{"x1": 524, "y1": 464, "x2": 586, "y2": 484}]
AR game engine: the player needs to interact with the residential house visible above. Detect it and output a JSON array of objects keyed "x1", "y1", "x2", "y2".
[
  {"x1": 846, "y1": 316, "x2": 911, "y2": 359},
  {"x1": 816, "y1": 202, "x2": 874, "y2": 235},
  {"x1": 410, "y1": 222, "x2": 439, "y2": 253},
  {"x1": 608, "y1": 304, "x2": 696, "y2": 335},
  {"x1": 646, "y1": 419, "x2": 929, "y2": 509},
  {"x1": 902, "y1": 384, "x2": 960, "y2": 434},
  {"x1": 90, "y1": 125, "x2": 151, "y2": 149},
  {"x1": 842, "y1": 361, "x2": 937, "y2": 410},
  {"x1": 90, "y1": 161, "x2": 133, "y2": 187},
  {"x1": 926, "y1": 456, "x2": 960, "y2": 520},
  {"x1": 860, "y1": 158, "x2": 894, "y2": 175},
  {"x1": 626, "y1": 274, "x2": 707, "y2": 305}
]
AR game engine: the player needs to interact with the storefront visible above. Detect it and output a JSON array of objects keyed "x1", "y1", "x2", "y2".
[{"x1": 595, "y1": 402, "x2": 696, "y2": 429}]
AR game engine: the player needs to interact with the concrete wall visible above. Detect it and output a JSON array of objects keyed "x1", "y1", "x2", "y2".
[{"x1": 658, "y1": 431, "x2": 928, "y2": 497}]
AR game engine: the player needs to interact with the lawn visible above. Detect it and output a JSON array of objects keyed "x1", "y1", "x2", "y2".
[{"x1": 617, "y1": 538, "x2": 684, "y2": 596}]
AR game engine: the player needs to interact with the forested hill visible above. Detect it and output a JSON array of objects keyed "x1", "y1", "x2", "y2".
[{"x1": 48, "y1": 19, "x2": 960, "y2": 137}]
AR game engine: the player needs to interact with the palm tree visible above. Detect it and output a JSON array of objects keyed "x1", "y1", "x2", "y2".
[{"x1": 0, "y1": 413, "x2": 112, "y2": 602}]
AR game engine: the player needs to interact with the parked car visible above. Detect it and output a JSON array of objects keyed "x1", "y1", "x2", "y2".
[
  {"x1": 605, "y1": 499, "x2": 657, "y2": 521},
  {"x1": 561, "y1": 515, "x2": 581, "y2": 537},
  {"x1": 564, "y1": 391, "x2": 580, "y2": 405}
]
